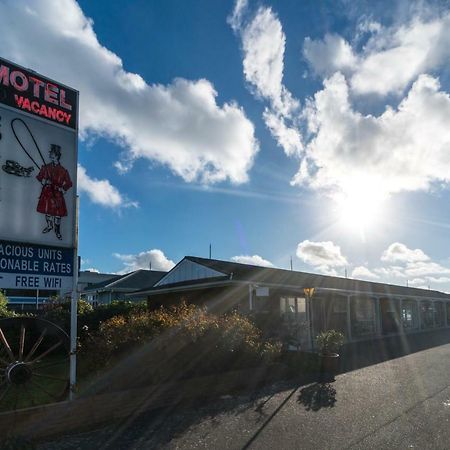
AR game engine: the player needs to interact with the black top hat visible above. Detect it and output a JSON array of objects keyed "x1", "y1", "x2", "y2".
[{"x1": 50, "y1": 144, "x2": 62, "y2": 160}]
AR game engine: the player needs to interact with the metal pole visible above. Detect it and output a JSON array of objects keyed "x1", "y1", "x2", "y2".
[{"x1": 69, "y1": 196, "x2": 79, "y2": 400}]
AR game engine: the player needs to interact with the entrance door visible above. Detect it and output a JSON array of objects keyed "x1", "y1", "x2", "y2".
[
  {"x1": 380, "y1": 298, "x2": 400, "y2": 334},
  {"x1": 280, "y1": 296, "x2": 310, "y2": 349}
]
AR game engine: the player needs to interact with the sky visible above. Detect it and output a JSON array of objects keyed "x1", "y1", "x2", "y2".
[{"x1": 1, "y1": 0, "x2": 450, "y2": 291}]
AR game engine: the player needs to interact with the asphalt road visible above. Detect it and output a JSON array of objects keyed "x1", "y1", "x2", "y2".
[{"x1": 39, "y1": 338, "x2": 450, "y2": 450}]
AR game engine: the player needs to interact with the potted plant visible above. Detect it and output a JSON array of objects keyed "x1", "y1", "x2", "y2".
[{"x1": 316, "y1": 330, "x2": 345, "y2": 381}]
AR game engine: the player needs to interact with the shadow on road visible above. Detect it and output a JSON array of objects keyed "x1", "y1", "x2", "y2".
[
  {"x1": 340, "y1": 328, "x2": 450, "y2": 373},
  {"x1": 297, "y1": 382, "x2": 336, "y2": 412},
  {"x1": 37, "y1": 378, "x2": 310, "y2": 450}
]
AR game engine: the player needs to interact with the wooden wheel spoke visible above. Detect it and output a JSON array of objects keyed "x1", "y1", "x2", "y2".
[
  {"x1": 0, "y1": 384, "x2": 11, "y2": 404},
  {"x1": 33, "y1": 358, "x2": 68, "y2": 371},
  {"x1": 22, "y1": 383, "x2": 36, "y2": 407},
  {"x1": 29, "y1": 341, "x2": 62, "y2": 365},
  {"x1": 13, "y1": 387, "x2": 19, "y2": 411},
  {"x1": 0, "y1": 356, "x2": 9, "y2": 367},
  {"x1": 30, "y1": 379, "x2": 60, "y2": 401},
  {"x1": 0, "y1": 327, "x2": 15, "y2": 362},
  {"x1": 18, "y1": 324, "x2": 26, "y2": 361},
  {"x1": 24, "y1": 327, "x2": 47, "y2": 362},
  {"x1": 33, "y1": 372, "x2": 68, "y2": 382}
]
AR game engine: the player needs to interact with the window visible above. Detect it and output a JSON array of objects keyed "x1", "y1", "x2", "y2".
[
  {"x1": 401, "y1": 300, "x2": 419, "y2": 330},
  {"x1": 350, "y1": 297, "x2": 376, "y2": 337},
  {"x1": 434, "y1": 301, "x2": 445, "y2": 327},
  {"x1": 280, "y1": 297, "x2": 306, "y2": 322},
  {"x1": 420, "y1": 301, "x2": 434, "y2": 329},
  {"x1": 326, "y1": 296, "x2": 348, "y2": 336},
  {"x1": 380, "y1": 298, "x2": 401, "y2": 334}
]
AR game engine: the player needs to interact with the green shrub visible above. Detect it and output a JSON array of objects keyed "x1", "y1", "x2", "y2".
[
  {"x1": 40, "y1": 299, "x2": 91, "y2": 331},
  {"x1": 81, "y1": 303, "x2": 282, "y2": 379},
  {"x1": 316, "y1": 330, "x2": 345, "y2": 355},
  {"x1": 0, "y1": 291, "x2": 15, "y2": 318},
  {"x1": 41, "y1": 299, "x2": 146, "y2": 334}
]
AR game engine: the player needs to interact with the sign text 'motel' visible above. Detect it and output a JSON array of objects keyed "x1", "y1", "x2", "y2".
[{"x1": 0, "y1": 59, "x2": 78, "y2": 130}]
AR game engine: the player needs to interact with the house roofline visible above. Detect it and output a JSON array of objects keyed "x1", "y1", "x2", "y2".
[{"x1": 128, "y1": 278, "x2": 450, "y2": 302}]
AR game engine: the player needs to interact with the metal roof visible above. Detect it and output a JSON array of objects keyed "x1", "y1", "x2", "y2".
[
  {"x1": 133, "y1": 256, "x2": 450, "y2": 300},
  {"x1": 83, "y1": 269, "x2": 166, "y2": 293}
]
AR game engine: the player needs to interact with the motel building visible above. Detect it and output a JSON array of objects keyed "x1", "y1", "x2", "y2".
[{"x1": 129, "y1": 256, "x2": 450, "y2": 350}]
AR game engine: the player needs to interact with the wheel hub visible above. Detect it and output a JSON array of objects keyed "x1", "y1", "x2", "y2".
[{"x1": 6, "y1": 362, "x2": 32, "y2": 385}]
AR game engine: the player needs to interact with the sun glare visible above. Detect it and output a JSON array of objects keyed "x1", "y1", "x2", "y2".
[{"x1": 335, "y1": 181, "x2": 387, "y2": 235}]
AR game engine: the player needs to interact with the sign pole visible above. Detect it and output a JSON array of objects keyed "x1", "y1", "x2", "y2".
[{"x1": 69, "y1": 196, "x2": 79, "y2": 400}]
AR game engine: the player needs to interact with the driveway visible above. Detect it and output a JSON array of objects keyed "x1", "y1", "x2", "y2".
[{"x1": 39, "y1": 335, "x2": 450, "y2": 449}]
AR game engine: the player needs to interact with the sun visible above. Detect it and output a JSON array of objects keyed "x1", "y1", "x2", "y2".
[{"x1": 334, "y1": 180, "x2": 387, "y2": 235}]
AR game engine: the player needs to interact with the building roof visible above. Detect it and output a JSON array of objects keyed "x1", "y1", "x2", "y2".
[
  {"x1": 135, "y1": 256, "x2": 450, "y2": 300},
  {"x1": 83, "y1": 269, "x2": 166, "y2": 293}
]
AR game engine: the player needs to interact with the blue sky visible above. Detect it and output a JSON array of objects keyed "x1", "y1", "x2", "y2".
[{"x1": 2, "y1": 0, "x2": 450, "y2": 291}]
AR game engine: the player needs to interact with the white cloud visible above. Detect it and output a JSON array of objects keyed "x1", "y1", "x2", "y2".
[
  {"x1": 428, "y1": 277, "x2": 450, "y2": 284},
  {"x1": 381, "y1": 242, "x2": 429, "y2": 263},
  {"x1": 230, "y1": 4, "x2": 450, "y2": 202},
  {"x1": 304, "y1": 13, "x2": 450, "y2": 97},
  {"x1": 228, "y1": 0, "x2": 248, "y2": 32},
  {"x1": 240, "y1": 6, "x2": 285, "y2": 105},
  {"x1": 77, "y1": 165, "x2": 137, "y2": 208},
  {"x1": 410, "y1": 278, "x2": 426, "y2": 287},
  {"x1": 1, "y1": 0, "x2": 258, "y2": 185},
  {"x1": 231, "y1": 254, "x2": 274, "y2": 267},
  {"x1": 351, "y1": 14, "x2": 450, "y2": 96},
  {"x1": 374, "y1": 266, "x2": 407, "y2": 279},
  {"x1": 296, "y1": 240, "x2": 348, "y2": 272},
  {"x1": 351, "y1": 266, "x2": 380, "y2": 280},
  {"x1": 229, "y1": 3, "x2": 450, "y2": 205},
  {"x1": 373, "y1": 243, "x2": 450, "y2": 288},
  {"x1": 303, "y1": 34, "x2": 357, "y2": 77},
  {"x1": 403, "y1": 261, "x2": 450, "y2": 278},
  {"x1": 356, "y1": 19, "x2": 382, "y2": 36},
  {"x1": 293, "y1": 240, "x2": 450, "y2": 290},
  {"x1": 84, "y1": 268, "x2": 100, "y2": 273},
  {"x1": 114, "y1": 249, "x2": 175, "y2": 274},
  {"x1": 263, "y1": 110, "x2": 302, "y2": 157},
  {"x1": 230, "y1": 4, "x2": 302, "y2": 156},
  {"x1": 294, "y1": 73, "x2": 450, "y2": 198}
]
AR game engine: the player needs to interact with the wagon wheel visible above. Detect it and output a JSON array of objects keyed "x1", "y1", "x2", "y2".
[{"x1": 0, "y1": 317, "x2": 70, "y2": 412}]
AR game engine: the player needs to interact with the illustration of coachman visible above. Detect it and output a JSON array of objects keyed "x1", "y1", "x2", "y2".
[{"x1": 36, "y1": 144, "x2": 72, "y2": 240}]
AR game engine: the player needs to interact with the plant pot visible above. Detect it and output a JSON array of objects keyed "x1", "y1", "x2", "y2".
[{"x1": 319, "y1": 352, "x2": 340, "y2": 381}]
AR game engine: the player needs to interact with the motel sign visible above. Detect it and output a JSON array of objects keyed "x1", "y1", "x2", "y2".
[{"x1": 0, "y1": 57, "x2": 78, "y2": 291}]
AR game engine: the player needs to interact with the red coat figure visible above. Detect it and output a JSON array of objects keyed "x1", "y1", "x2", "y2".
[
  {"x1": 36, "y1": 144, "x2": 72, "y2": 240},
  {"x1": 36, "y1": 163, "x2": 72, "y2": 216}
]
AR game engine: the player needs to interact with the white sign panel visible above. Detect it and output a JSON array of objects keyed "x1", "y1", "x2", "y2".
[{"x1": 256, "y1": 287, "x2": 269, "y2": 297}]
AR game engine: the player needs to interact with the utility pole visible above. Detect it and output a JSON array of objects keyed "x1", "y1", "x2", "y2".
[
  {"x1": 290, "y1": 256, "x2": 293, "y2": 271},
  {"x1": 209, "y1": 243, "x2": 212, "y2": 259}
]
